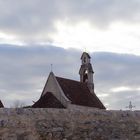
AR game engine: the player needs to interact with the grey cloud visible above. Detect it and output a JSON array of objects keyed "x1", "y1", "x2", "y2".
[
  {"x1": 0, "y1": 44, "x2": 81, "y2": 106},
  {"x1": 0, "y1": 0, "x2": 140, "y2": 41},
  {"x1": 0, "y1": 44, "x2": 140, "y2": 109},
  {"x1": 103, "y1": 90, "x2": 140, "y2": 110},
  {"x1": 93, "y1": 52, "x2": 140, "y2": 88},
  {"x1": 62, "y1": 0, "x2": 140, "y2": 26},
  {"x1": 93, "y1": 52, "x2": 140, "y2": 109}
]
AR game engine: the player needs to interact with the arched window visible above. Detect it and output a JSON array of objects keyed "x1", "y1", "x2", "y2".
[
  {"x1": 83, "y1": 57, "x2": 86, "y2": 63},
  {"x1": 83, "y1": 70, "x2": 88, "y2": 82}
]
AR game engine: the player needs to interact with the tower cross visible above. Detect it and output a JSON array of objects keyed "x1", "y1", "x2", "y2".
[
  {"x1": 51, "y1": 64, "x2": 53, "y2": 72},
  {"x1": 126, "y1": 101, "x2": 135, "y2": 111}
]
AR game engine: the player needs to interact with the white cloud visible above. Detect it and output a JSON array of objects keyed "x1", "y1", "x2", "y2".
[
  {"x1": 110, "y1": 86, "x2": 140, "y2": 93},
  {"x1": 110, "y1": 86, "x2": 132, "y2": 92},
  {"x1": 0, "y1": 0, "x2": 140, "y2": 55},
  {"x1": 51, "y1": 21, "x2": 140, "y2": 55}
]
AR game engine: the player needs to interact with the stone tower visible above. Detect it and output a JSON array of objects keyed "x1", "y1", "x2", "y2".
[{"x1": 79, "y1": 52, "x2": 94, "y2": 93}]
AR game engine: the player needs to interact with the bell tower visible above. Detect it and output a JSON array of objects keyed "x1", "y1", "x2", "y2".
[{"x1": 79, "y1": 52, "x2": 94, "y2": 93}]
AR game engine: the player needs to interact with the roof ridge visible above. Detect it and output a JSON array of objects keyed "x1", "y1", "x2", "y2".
[{"x1": 55, "y1": 76, "x2": 82, "y2": 84}]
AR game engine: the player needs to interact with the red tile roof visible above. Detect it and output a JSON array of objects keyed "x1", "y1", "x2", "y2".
[
  {"x1": 32, "y1": 92, "x2": 65, "y2": 108},
  {"x1": 56, "y1": 77, "x2": 106, "y2": 109}
]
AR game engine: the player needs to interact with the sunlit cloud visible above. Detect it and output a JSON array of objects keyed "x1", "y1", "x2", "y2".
[
  {"x1": 98, "y1": 93, "x2": 109, "y2": 98},
  {"x1": 0, "y1": 31, "x2": 25, "y2": 46},
  {"x1": 0, "y1": 1, "x2": 140, "y2": 55},
  {"x1": 110, "y1": 86, "x2": 140, "y2": 93},
  {"x1": 110, "y1": 86, "x2": 132, "y2": 92},
  {"x1": 50, "y1": 21, "x2": 140, "y2": 55}
]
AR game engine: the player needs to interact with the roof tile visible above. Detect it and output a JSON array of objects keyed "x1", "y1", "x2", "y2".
[
  {"x1": 56, "y1": 77, "x2": 105, "y2": 109},
  {"x1": 32, "y1": 92, "x2": 65, "y2": 108}
]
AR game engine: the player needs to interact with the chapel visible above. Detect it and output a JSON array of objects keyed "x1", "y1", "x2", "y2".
[{"x1": 32, "y1": 52, "x2": 105, "y2": 109}]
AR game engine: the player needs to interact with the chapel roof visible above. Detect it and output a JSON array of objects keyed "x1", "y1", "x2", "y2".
[
  {"x1": 56, "y1": 76, "x2": 105, "y2": 109},
  {"x1": 0, "y1": 100, "x2": 4, "y2": 108},
  {"x1": 32, "y1": 92, "x2": 65, "y2": 108}
]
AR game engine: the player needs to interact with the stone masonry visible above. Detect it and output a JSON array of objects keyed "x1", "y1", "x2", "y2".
[{"x1": 0, "y1": 107, "x2": 140, "y2": 140}]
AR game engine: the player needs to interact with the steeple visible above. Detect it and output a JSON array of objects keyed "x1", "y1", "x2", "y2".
[{"x1": 79, "y1": 52, "x2": 94, "y2": 93}]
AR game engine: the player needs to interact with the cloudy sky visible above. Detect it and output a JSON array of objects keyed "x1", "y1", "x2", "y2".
[{"x1": 0, "y1": 0, "x2": 140, "y2": 109}]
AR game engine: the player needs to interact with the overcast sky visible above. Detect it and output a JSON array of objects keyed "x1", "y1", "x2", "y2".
[{"x1": 0, "y1": 0, "x2": 140, "y2": 109}]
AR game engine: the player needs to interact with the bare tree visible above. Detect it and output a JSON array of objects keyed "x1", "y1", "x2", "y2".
[{"x1": 12, "y1": 100, "x2": 26, "y2": 108}]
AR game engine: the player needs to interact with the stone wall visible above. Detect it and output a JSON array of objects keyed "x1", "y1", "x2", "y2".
[{"x1": 0, "y1": 108, "x2": 140, "y2": 140}]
